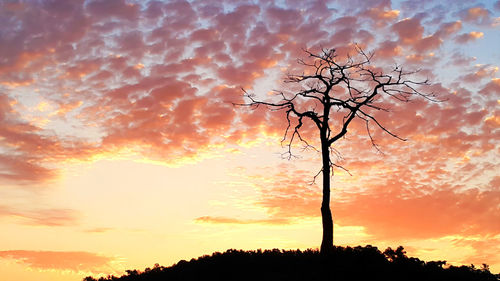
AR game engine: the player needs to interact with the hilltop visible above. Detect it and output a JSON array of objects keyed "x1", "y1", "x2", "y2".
[{"x1": 84, "y1": 245, "x2": 499, "y2": 281}]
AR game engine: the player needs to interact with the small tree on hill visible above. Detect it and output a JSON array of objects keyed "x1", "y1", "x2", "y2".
[{"x1": 239, "y1": 46, "x2": 437, "y2": 254}]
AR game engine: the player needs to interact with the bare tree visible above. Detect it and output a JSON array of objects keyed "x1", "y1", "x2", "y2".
[{"x1": 238, "y1": 46, "x2": 437, "y2": 254}]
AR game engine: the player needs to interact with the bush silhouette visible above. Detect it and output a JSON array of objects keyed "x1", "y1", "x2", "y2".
[{"x1": 84, "y1": 246, "x2": 499, "y2": 281}]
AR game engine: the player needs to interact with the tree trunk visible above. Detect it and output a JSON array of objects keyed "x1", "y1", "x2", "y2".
[{"x1": 320, "y1": 136, "x2": 334, "y2": 254}]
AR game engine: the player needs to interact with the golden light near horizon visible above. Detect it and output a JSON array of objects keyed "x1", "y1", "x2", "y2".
[{"x1": 1, "y1": 1, "x2": 499, "y2": 281}]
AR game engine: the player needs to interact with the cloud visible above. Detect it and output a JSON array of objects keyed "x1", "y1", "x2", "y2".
[
  {"x1": 460, "y1": 64, "x2": 498, "y2": 83},
  {"x1": 334, "y1": 186, "x2": 500, "y2": 240},
  {"x1": 0, "y1": 93, "x2": 99, "y2": 183},
  {"x1": 194, "y1": 216, "x2": 291, "y2": 225},
  {"x1": 362, "y1": 7, "x2": 400, "y2": 27},
  {"x1": 375, "y1": 40, "x2": 403, "y2": 58},
  {"x1": 85, "y1": 0, "x2": 139, "y2": 21},
  {"x1": 301, "y1": 184, "x2": 495, "y2": 241},
  {"x1": 0, "y1": 250, "x2": 115, "y2": 273},
  {"x1": 242, "y1": 159, "x2": 500, "y2": 241},
  {"x1": 479, "y1": 78, "x2": 500, "y2": 96},
  {"x1": 413, "y1": 35, "x2": 443, "y2": 53},
  {"x1": 0, "y1": 154, "x2": 56, "y2": 183},
  {"x1": 0, "y1": 0, "x2": 497, "y2": 205},
  {"x1": 455, "y1": 31, "x2": 485, "y2": 44},
  {"x1": 392, "y1": 18, "x2": 424, "y2": 45},
  {"x1": 460, "y1": 6, "x2": 492, "y2": 26},
  {"x1": 0, "y1": 205, "x2": 80, "y2": 227},
  {"x1": 0, "y1": 0, "x2": 89, "y2": 84},
  {"x1": 448, "y1": 52, "x2": 477, "y2": 66},
  {"x1": 83, "y1": 227, "x2": 114, "y2": 233},
  {"x1": 452, "y1": 236, "x2": 500, "y2": 268},
  {"x1": 434, "y1": 21, "x2": 462, "y2": 38},
  {"x1": 0, "y1": 0, "x2": 498, "y2": 274}
]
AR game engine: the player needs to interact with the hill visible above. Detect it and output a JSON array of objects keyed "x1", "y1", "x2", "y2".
[{"x1": 84, "y1": 245, "x2": 499, "y2": 281}]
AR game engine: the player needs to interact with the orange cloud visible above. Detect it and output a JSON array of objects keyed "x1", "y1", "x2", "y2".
[
  {"x1": 84, "y1": 227, "x2": 114, "y2": 233},
  {"x1": 452, "y1": 236, "x2": 500, "y2": 268},
  {"x1": 0, "y1": 205, "x2": 80, "y2": 226},
  {"x1": 335, "y1": 186, "x2": 500, "y2": 240},
  {"x1": 246, "y1": 166, "x2": 500, "y2": 241},
  {"x1": 194, "y1": 216, "x2": 290, "y2": 225},
  {"x1": 0, "y1": 250, "x2": 115, "y2": 273},
  {"x1": 51, "y1": 100, "x2": 84, "y2": 118}
]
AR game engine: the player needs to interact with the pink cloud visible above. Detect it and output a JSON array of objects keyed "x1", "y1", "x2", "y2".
[
  {"x1": 0, "y1": 155, "x2": 55, "y2": 183},
  {"x1": 143, "y1": 1, "x2": 164, "y2": 19},
  {"x1": 216, "y1": 4, "x2": 261, "y2": 38},
  {"x1": 460, "y1": 64, "x2": 497, "y2": 83},
  {"x1": 362, "y1": 7, "x2": 400, "y2": 27},
  {"x1": 0, "y1": 93, "x2": 99, "y2": 183},
  {"x1": 115, "y1": 30, "x2": 146, "y2": 59},
  {"x1": 332, "y1": 16, "x2": 359, "y2": 28},
  {"x1": 460, "y1": 6, "x2": 492, "y2": 25},
  {"x1": 448, "y1": 52, "x2": 477, "y2": 66},
  {"x1": 0, "y1": 0, "x2": 89, "y2": 84},
  {"x1": 162, "y1": 0, "x2": 197, "y2": 30},
  {"x1": 479, "y1": 78, "x2": 500, "y2": 96},
  {"x1": 392, "y1": 18, "x2": 424, "y2": 45},
  {"x1": 375, "y1": 41, "x2": 402, "y2": 58},
  {"x1": 455, "y1": 31, "x2": 485, "y2": 44},
  {"x1": 85, "y1": 0, "x2": 139, "y2": 21},
  {"x1": 413, "y1": 35, "x2": 443, "y2": 53},
  {"x1": 434, "y1": 21, "x2": 462, "y2": 38},
  {"x1": 190, "y1": 28, "x2": 220, "y2": 42}
]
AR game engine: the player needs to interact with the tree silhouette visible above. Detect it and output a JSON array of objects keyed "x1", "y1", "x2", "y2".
[
  {"x1": 83, "y1": 246, "x2": 500, "y2": 281},
  {"x1": 238, "y1": 46, "x2": 437, "y2": 254}
]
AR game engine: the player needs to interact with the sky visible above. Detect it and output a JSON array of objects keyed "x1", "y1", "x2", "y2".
[{"x1": 0, "y1": 0, "x2": 499, "y2": 280}]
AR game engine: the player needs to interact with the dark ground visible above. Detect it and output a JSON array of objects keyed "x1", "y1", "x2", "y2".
[{"x1": 84, "y1": 245, "x2": 499, "y2": 281}]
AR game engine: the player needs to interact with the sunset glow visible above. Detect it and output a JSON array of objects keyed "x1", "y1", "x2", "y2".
[{"x1": 1, "y1": 0, "x2": 499, "y2": 280}]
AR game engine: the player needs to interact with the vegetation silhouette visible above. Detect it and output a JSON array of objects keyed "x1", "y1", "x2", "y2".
[{"x1": 84, "y1": 246, "x2": 499, "y2": 281}]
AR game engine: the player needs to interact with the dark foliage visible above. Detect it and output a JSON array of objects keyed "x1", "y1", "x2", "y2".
[{"x1": 84, "y1": 246, "x2": 499, "y2": 281}]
